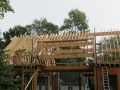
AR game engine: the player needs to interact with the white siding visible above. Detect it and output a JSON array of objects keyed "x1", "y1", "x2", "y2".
[
  {"x1": 37, "y1": 85, "x2": 79, "y2": 90},
  {"x1": 37, "y1": 85, "x2": 52, "y2": 90},
  {"x1": 60, "y1": 85, "x2": 79, "y2": 90}
]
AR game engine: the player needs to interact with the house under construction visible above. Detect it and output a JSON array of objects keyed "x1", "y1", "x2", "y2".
[{"x1": 4, "y1": 30, "x2": 120, "y2": 90}]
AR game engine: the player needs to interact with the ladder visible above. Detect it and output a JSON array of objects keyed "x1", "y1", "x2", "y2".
[{"x1": 102, "y1": 66, "x2": 110, "y2": 90}]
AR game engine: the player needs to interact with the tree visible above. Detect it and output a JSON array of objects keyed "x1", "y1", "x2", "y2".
[
  {"x1": 0, "y1": 0, "x2": 14, "y2": 19},
  {"x1": 0, "y1": 50, "x2": 20, "y2": 90},
  {"x1": 0, "y1": 38, "x2": 5, "y2": 49},
  {"x1": 60, "y1": 9, "x2": 89, "y2": 33},
  {"x1": 26, "y1": 18, "x2": 59, "y2": 35},
  {"x1": 3, "y1": 25, "x2": 28, "y2": 47},
  {"x1": 56, "y1": 9, "x2": 90, "y2": 64}
]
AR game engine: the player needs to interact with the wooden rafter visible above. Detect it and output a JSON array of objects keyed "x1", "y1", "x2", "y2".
[{"x1": 4, "y1": 30, "x2": 120, "y2": 66}]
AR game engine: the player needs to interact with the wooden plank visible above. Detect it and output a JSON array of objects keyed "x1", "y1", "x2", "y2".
[
  {"x1": 21, "y1": 70, "x2": 24, "y2": 90},
  {"x1": 36, "y1": 31, "x2": 120, "y2": 43},
  {"x1": 83, "y1": 31, "x2": 120, "y2": 36},
  {"x1": 117, "y1": 68, "x2": 120, "y2": 90},
  {"x1": 13, "y1": 36, "x2": 28, "y2": 51},
  {"x1": 42, "y1": 66, "x2": 94, "y2": 71},
  {"x1": 52, "y1": 73, "x2": 55, "y2": 90},
  {"x1": 20, "y1": 36, "x2": 31, "y2": 49},
  {"x1": 94, "y1": 68, "x2": 97, "y2": 90},
  {"x1": 102, "y1": 49, "x2": 120, "y2": 53},
  {"x1": 5, "y1": 37, "x2": 18, "y2": 50},
  {"x1": 38, "y1": 53, "x2": 94, "y2": 59},
  {"x1": 44, "y1": 41, "x2": 93, "y2": 47},
  {"x1": 38, "y1": 38, "x2": 94, "y2": 43},
  {"x1": 53, "y1": 48, "x2": 93, "y2": 54},
  {"x1": 33, "y1": 70, "x2": 38, "y2": 90}
]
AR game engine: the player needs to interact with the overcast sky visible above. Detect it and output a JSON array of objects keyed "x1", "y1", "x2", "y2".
[{"x1": 1, "y1": 0, "x2": 120, "y2": 34}]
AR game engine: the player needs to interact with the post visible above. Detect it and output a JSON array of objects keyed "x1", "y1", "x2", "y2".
[
  {"x1": 52, "y1": 73, "x2": 59, "y2": 90},
  {"x1": 45, "y1": 74, "x2": 48, "y2": 90},
  {"x1": 30, "y1": 30, "x2": 34, "y2": 90},
  {"x1": 33, "y1": 70, "x2": 38, "y2": 90},
  {"x1": 52, "y1": 73, "x2": 55, "y2": 90},
  {"x1": 79, "y1": 72, "x2": 81, "y2": 90},
  {"x1": 94, "y1": 28, "x2": 98, "y2": 90},
  {"x1": 94, "y1": 68, "x2": 97, "y2": 90},
  {"x1": 21, "y1": 70, "x2": 24, "y2": 90},
  {"x1": 47, "y1": 75, "x2": 50, "y2": 90}
]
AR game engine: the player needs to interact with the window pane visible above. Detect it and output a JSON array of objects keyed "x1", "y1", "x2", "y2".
[
  {"x1": 71, "y1": 86, "x2": 73, "y2": 90},
  {"x1": 68, "y1": 86, "x2": 70, "y2": 90},
  {"x1": 39, "y1": 86, "x2": 41, "y2": 90}
]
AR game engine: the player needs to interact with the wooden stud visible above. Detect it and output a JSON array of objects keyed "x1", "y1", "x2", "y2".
[
  {"x1": 21, "y1": 70, "x2": 24, "y2": 90},
  {"x1": 33, "y1": 69, "x2": 38, "y2": 90},
  {"x1": 94, "y1": 67, "x2": 97, "y2": 90}
]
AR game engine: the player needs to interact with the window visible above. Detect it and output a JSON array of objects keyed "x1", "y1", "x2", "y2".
[
  {"x1": 39, "y1": 86, "x2": 42, "y2": 90},
  {"x1": 68, "y1": 86, "x2": 70, "y2": 90},
  {"x1": 68, "y1": 86, "x2": 73, "y2": 90}
]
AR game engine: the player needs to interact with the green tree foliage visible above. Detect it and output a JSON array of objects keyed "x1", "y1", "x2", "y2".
[
  {"x1": 0, "y1": 38, "x2": 5, "y2": 49},
  {"x1": 26, "y1": 18, "x2": 59, "y2": 35},
  {"x1": 0, "y1": 0, "x2": 14, "y2": 19},
  {"x1": 0, "y1": 50, "x2": 21, "y2": 90},
  {"x1": 60, "y1": 9, "x2": 89, "y2": 33},
  {"x1": 56, "y1": 9, "x2": 90, "y2": 64},
  {"x1": 3, "y1": 25, "x2": 28, "y2": 47}
]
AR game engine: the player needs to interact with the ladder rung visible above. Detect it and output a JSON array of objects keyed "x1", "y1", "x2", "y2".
[
  {"x1": 104, "y1": 83, "x2": 109, "y2": 84},
  {"x1": 103, "y1": 71, "x2": 107, "y2": 73},
  {"x1": 104, "y1": 86, "x2": 109, "y2": 87},
  {"x1": 103, "y1": 70, "x2": 107, "y2": 72},
  {"x1": 104, "y1": 81, "x2": 109, "y2": 82},
  {"x1": 103, "y1": 75, "x2": 108, "y2": 76},
  {"x1": 104, "y1": 78, "x2": 108, "y2": 80}
]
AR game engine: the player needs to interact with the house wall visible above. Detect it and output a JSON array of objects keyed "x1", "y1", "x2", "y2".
[
  {"x1": 61, "y1": 85, "x2": 79, "y2": 90},
  {"x1": 37, "y1": 84, "x2": 90, "y2": 90},
  {"x1": 37, "y1": 85, "x2": 52, "y2": 90},
  {"x1": 37, "y1": 76, "x2": 90, "y2": 90}
]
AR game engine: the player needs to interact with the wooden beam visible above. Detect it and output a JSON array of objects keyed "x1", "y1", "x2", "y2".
[
  {"x1": 33, "y1": 70, "x2": 38, "y2": 90},
  {"x1": 94, "y1": 67, "x2": 97, "y2": 90},
  {"x1": 102, "y1": 49, "x2": 120, "y2": 53},
  {"x1": 42, "y1": 66, "x2": 94, "y2": 71},
  {"x1": 38, "y1": 53, "x2": 94, "y2": 59},
  {"x1": 24, "y1": 72, "x2": 35, "y2": 90},
  {"x1": 38, "y1": 38, "x2": 93, "y2": 43},
  {"x1": 52, "y1": 73, "x2": 55, "y2": 90},
  {"x1": 37, "y1": 31, "x2": 120, "y2": 43},
  {"x1": 53, "y1": 48, "x2": 93, "y2": 54},
  {"x1": 21, "y1": 70, "x2": 24, "y2": 90},
  {"x1": 44, "y1": 42, "x2": 93, "y2": 48},
  {"x1": 94, "y1": 31, "x2": 120, "y2": 36}
]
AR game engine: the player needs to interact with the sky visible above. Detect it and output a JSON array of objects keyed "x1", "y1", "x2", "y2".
[{"x1": 1, "y1": 0, "x2": 120, "y2": 35}]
